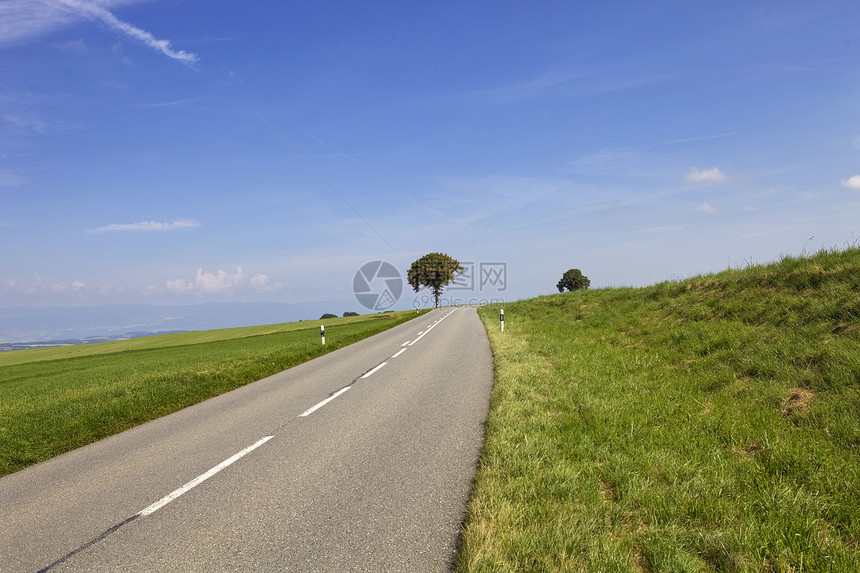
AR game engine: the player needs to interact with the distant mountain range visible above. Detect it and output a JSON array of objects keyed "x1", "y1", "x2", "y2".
[
  {"x1": 0, "y1": 331, "x2": 190, "y2": 352},
  {"x1": 0, "y1": 301, "x2": 359, "y2": 347}
]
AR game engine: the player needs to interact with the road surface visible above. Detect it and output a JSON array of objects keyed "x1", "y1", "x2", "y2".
[{"x1": 0, "y1": 307, "x2": 494, "y2": 572}]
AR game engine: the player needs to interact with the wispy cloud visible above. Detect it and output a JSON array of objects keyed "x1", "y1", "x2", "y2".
[
  {"x1": 137, "y1": 97, "x2": 200, "y2": 109},
  {"x1": 0, "y1": 1, "x2": 198, "y2": 67},
  {"x1": 0, "y1": 0, "x2": 132, "y2": 46},
  {"x1": 662, "y1": 133, "x2": 737, "y2": 145},
  {"x1": 840, "y1": 175, "x2": 860, "y2": 190},
  {"x1": 1, "y1": 275, "x2": 88, "y2": 296},
  {"x1": 51, "y1": 38, "x2": 88, "y2": 52},
  {"x1": 462, "y1": 69, "x2": 581, "y2": 103},
  {"x1": 3, "y1": 112, "x2": 49, "y2": 133},
  {"x1": 636, "y1": 225, "x2": 687, "y2": 235},
  {"x1": 457, "y1": 66, "x2": 665, "y2": 104},
  {"x1": 87, "y1": 219, "x2": 201, "y2": 234},
  {"x1": 0, "y1": 0, "x2": 76, "y2": 45},
  {"x1": 686, "y1": 166, "x2": 728, "y2": 183},
  {"x1": 0, "y1": 168, "x2": 27, "y2": 188},
  {"x1": 56, "y1": 0, "x2": 199, "y2": 66}
]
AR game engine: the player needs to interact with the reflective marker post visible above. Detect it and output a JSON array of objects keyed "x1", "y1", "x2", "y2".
[
  {"x1": 500, "y1": 308, "x2": 504, "y2": 332},
  {"x1": 321, "y1": 324, "x2": 326, "y2": 345}
]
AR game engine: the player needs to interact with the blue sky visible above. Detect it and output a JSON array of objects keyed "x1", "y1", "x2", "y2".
[{"x1": 2, "y1": 0, "x2": 860, "y2": 313}]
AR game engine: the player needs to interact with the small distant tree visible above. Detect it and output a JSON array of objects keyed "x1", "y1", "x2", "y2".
[
  {"x1": 557, "y1": 268, "x2": 590, "y2": 292},
  {"x1": 343, "y1": 311, "x2": 359, "y2": 317},
  {"x1": 320, "y1": 313, "x2": 338, "y2": 319},
  {"x1": 407, "y1": 252, "x2": 463, "y2": 308}
]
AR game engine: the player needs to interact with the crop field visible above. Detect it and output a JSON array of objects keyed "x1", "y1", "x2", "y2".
[
  {"x1": 459, "y1": 249, "x2": 860, "y2": 572},
  {"x1": 0, "y1": 310, "x2": 424, "y2": 478}
]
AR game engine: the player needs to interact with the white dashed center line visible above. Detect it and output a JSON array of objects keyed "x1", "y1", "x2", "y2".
[
  {"x1": 361, "y1": 361, "x2": 388, "y2": 379},
  {"x1": 299, "y1": 386, "x2": 352, "y2": 417},
  {"x1": 138, "y1": 435, "x2": 274, "y2": 517}
]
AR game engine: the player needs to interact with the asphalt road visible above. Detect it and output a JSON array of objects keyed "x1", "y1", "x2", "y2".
[{"x1": 0, "y1": 307, "x2": 495, "y2": 572}]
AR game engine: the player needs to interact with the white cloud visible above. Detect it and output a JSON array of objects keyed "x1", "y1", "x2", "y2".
[
  {"x1": 840, "y1": 175, "x2": 860, "y2": 190},
  {"x1": 695, "y1": 203, "x2": 718, "y2": 214},
  {"x1": 0, "y1": 0, "x2": 198, "y2": 67},
  {"x1": 685, "y1": 167, "x2": 728, "y2": 183},
  {"x1": 164, "y1": 278, "x2": 194, "y2": 293},
  {"x1": 195, "y1": 268, "x2": 246, "y2": 293},
  {"x1": 0, "y1": 0, "x2": 134, "y2": 46},
  {"x1": 0, "y1": 1, "x2": 74, "y2": 45},
  {"x1": 0, "y1": 275, "x2": 88, "y2": 296},
  {"x1": 56, "y1": 0, "x2": 199, "y2": 66},
  {"x1": 87, "y1": 219, "x2": 201, "y2": 234},
  {"x1": 166, "y1": 267, "x2": 273, "y2": 295},
  {"x1": 250, "y1": 274, "x2": 269, "y2": 289}
]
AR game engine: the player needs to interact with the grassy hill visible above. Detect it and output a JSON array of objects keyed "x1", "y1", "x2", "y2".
[
  {"x1": 0, "y1": 310, "x2": 424, "y2": 478},
  {"x1": 459, "y1": 249, "x2": 860, "y2": 572}
]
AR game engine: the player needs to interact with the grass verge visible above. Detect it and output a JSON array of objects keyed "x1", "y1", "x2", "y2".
[
  {"x1": 458, "y1": 249, "x2": 860, "y2": 572},
  {"x1": 0, "y1": 310, "x2": 424, "y2": 478}
]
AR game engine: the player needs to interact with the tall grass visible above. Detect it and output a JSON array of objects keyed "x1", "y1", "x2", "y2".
[
  {"x1": 459, "y1": 249, "x2": 860, "y2": 572},
  {"x1": 0, "y1": 311, "x2": 423, "y2": 478}
]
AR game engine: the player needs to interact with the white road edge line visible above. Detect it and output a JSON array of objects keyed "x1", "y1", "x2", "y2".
[
  {"x1": 137, "y1": 435, "x2": 274, "y2": 517},
  {"x1": 360, "y1": 361, "x2": 388, "y2": 379},
  {"x1": 391, "y1": 348, "x2": 407, "y2": 358},
  {"x1": 299, "y1": 386, "x2": 351, "y2": 417}
]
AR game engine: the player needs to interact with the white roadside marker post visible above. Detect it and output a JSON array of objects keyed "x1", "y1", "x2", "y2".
[
  {"x1": 321, "y1": 324, "x2": 325, "y2": 345},
  {"x1": 500, "y1": 307, "x2": 504, "y2": 332}
]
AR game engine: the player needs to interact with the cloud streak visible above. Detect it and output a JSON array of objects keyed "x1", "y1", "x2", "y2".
[
  {"x1": 0, "y1": 1, "x2": 198, "y2": 66},
  {"x1": 87, "y1": 219, "x2": 201, "y2": 234},
  {"x1": 0, "y1": 0, "x2": 78, "y2": 45},
  {"x1": 56, "y1": 0, "x2": 199, "y2": 66},
  {"x1": 3, "y1": 112, "x2": 49, "y2": 133},
  {"x1": 662, "y1": 133, "x2": 737, "y2": 146},
  {"x1": 458, "y1": 67, "x2": 665, "y2": 104},
  {"x1": 0, "y1": 168, "x2": 27, "y2": 188}
]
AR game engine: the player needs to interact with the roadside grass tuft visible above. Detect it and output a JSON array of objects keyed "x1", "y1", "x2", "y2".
[
  {"x1": 458, "y1": 248, "x2": 860, "y2": 572},
  {"x1": 0, "y1": 311, "x2": 424, "y2": 477}
]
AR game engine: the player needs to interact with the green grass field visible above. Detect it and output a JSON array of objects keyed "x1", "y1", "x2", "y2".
[
  {"x1": 458, "y1": 249, "x2": 860, "y2": 572},
  {"x1": 0, "y1": 310, "x2": 424, "y2": 478}
]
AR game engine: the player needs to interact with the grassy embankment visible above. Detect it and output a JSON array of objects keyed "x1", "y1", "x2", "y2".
[
  {"x1": 459, "y1": 249, "x2": 860, "y2": 572},
  {"x1": 0, "y1": 310, "x2": 424, "y2": 478}
]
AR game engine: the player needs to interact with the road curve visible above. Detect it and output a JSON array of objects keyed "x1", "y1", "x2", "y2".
[{"x1": 0, "y1": 307, "x2": 494, "y2": 572}]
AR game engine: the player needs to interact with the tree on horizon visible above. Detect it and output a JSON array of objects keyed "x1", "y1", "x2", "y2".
[
  {"x1": 407, "y1": 253, "x2": 463, "y2": 308},
  {"x1": 557, "y1": 268, "x2": 590, "y2": 292}
]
